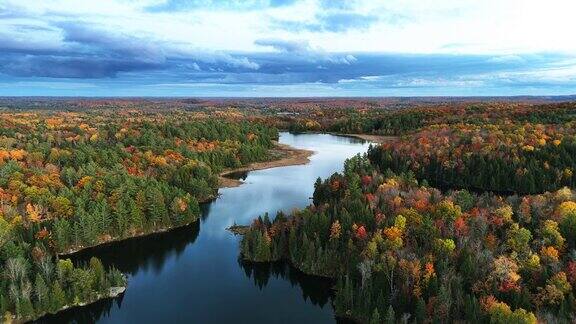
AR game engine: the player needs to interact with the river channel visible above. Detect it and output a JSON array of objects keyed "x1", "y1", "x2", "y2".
[{"x1": 38, "y1": 132, "x2": 371, "y2": 324}]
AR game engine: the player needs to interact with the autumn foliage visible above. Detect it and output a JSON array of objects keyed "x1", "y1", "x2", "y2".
[{"x1": 242, "y1": 153, "x2": 576, "y2": 323}]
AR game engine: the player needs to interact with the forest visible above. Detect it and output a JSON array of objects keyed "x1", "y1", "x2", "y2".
[
  {"x1": 368, "y1": 122, "x2": 576, "y2": 194},
  {"x1": 241, "y1": 155, "x2": 576, "y2": 323},
  {"x1": 0, "y1": 110, "x2": 278, "y2": 321},
  {"x1": 1, "y1": 98, "x2": 575, "y2": 323},
  {"x1": 240, "y1": 100, "x2": 576, "y2": 323}
]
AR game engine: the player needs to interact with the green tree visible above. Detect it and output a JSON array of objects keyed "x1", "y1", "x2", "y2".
[
  {"x1": 370, "y1": 308, "x2": 381, "y2": 324},
  {"x1": 34, "y1": 273, "x2": 49, "y2": 311},
  {"x1": 89, "y1": 257, "x2": 107, "y2": 292},
  {"x1": 254, "y1": 231, "x2": 271, "y2": 262},
  {"x1": 385, "y1": 305, "x2": 395, "y2": 324},
  {"x1": 506, "y1": 223, "x2": 532, "y2": 254},
  {"x1": 560, "y1": 212, "x2": 576, "y2": 249},
  {"x1": 147, "y1": 186, "x2": 168, "y2": 228},
  {"x1": 0, "y1": 217, "x2": 12, "y2": 251},
  {"x1": 50, "y1": 282, "x2": 66, "y2": 312},
  {"x1": 415, "y1": 297, "x2": 427, "y2": 323},
  {"x1": 51, "y1": 196, "x2": 74, "y2": 218}
]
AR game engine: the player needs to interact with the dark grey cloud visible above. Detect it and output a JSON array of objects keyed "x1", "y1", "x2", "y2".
[
  {"x1": 1, "y1": 51, "x2": 575, "y2": 96},
  {"x1": 0, "y1": 36, "x2": 58, "y2": 54},
  {"x1": 253, "y1": 38, "x2": 357, "y2": 68},
  {"x1": 0, "y1": 19, "x2": 574, "y2": 95},
  {"x1": 58, "y1": 22, "x2": 166, "y2": 63},
  {"x1": 0, "y1": 21, "x2": 260, "y2": 78},
  {"x1": 150, "y1": 52, "x2": 571, "y2": 87},
  {"x1": 0, "y1": 22, "x2": 166, "y2": 78},
  {"x1": 1, "y1": 55, "x2": 161, "y2": 78},
  {"x1": 1, "y1": 26, "x2": 571, "y2": 85}
]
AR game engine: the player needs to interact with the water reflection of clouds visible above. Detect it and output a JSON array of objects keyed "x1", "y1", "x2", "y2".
[
  {"x1": 200, "y1": 133, "x2": 370, "y2": 239},
  {"x1": 58, "y1": 132, "x2": 371, "y2": 324}
]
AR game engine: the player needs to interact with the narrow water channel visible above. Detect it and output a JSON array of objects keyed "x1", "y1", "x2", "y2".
[{"x1": 38, "y1": 133, "x2": 371, "y2": 324}]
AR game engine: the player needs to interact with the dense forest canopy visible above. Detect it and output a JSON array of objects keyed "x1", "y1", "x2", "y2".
[
  {"x1": 1, "y1": 98, "x2": 575, "y2": 323},
  {"x1": 239, "y1": 100, "x2": 576, "y2": 323},
  {"x1": 0, "y1": 110, "x2": 278, "y2": 321},
  {"x1": 241, "y1": 155, "x2": 576, "y2": 323},
  {"x1": 368, "y1": 122, "x2": 576, "y2": 194}
]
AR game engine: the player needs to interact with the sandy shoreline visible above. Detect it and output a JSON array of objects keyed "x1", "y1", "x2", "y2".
[
  {"x1": 58, "y1": 141, "x2": 312, "y2": 257},
  {"x1": 217, "y1": 133, "x2": 397, "y2": 188},
  {"x1": 219, "y1": 141, "x2": 314, "y2": 188}
]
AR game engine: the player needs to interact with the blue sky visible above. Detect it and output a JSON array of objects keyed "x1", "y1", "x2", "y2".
[{"x1": 1, "y1": 0, "x2": 575, "y2": 97}]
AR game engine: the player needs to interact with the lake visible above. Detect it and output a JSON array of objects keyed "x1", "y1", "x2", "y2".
[{"x1": 38, "y1": 132, "x2": 372, "y2": 324}]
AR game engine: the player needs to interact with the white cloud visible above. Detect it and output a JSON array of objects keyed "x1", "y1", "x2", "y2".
[
  {"x1": 1, "y1": 0, "x2": 575, "y2": 96},
  {"x1": 3, "y1": 0, "x2": 576, "y2": 55}
]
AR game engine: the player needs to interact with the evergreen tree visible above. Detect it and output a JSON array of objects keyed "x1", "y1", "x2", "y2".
[
  {"x1": 370, "y1": 308, "x2": 381, "y2": 324},
  {"x1": 415, "y1": 298, "x2": 427, "y2": 324},
  {"x1": 89, "y1": 257, "x2": 106, "y2": 292},
  {"x1": 34, "y1": 273, "x2": 49, "y2": 311},
  {"x1": 50, "y1": 282, "x2": 66, "y2": 312},
  {"x1": 254, "y1": 232, "x2": 271, "y2": 262},
  {"x1": 385, "y1": 305, "x2": 395, "y2": 324},
  {"x1": 147, "y1": 186, "x2": 168, "y2": 228}
]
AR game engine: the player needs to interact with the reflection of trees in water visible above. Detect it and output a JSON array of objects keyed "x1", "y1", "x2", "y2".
[
  {"x1": 41, "y1": 221, "x2": 201, "y2": 323},
  {"x1": 34, "y1": 293, "x2": 125, "y2": 324},
  {"x1": 239, "y1": 259, "x2": 334, "y2": 308},
  {"x1": 223, "y1": 170, "x2": 249, "y2": 180},
  {"x1": 200, "y1": 200, "x2": 214, "y2": 220},
  {"x1": 70, "y1": 221, "x2": 200, "y2": 276}
]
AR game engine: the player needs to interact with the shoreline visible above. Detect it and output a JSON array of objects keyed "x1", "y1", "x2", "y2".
[
  {"x1": 22, "y1": 286, "x2": 126, "y2": 324},
  {"x1": 43, "y1": 138, "x2": 314, "y2": 322},
  {"x1": 43, "y1": 132, "x2": 373, "y2": 323},
  {"x1": 218, "y1": 141, "x2": 314, "y2": 188},
  {"x1": 58, "y1": 140, "x2": 312, "y2": 257},
  {"x1": 57, "y1": 220, "x2": 199, "y2": 258},
  {"x1": 47, "y1": 141, "x2": 312, "y2": 322}
]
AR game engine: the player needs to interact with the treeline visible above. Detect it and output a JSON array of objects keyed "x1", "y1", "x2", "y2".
[
  {"x1": 241, "y1": 154, "x2": 576, "y2": 323},
  {"x1": 367, "y1": 123, "x2": 576, "y2": 194},
  {"x1": 279, "y1": 102, "x2": 576, "y2": 136},
  {"x1": 0, "y1": 111, "x2": 279, "y2": 321},
  {"x1": 327, "y1": 110, "x2": 433, "y2": 135}
]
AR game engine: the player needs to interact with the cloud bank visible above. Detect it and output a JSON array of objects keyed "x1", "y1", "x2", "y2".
[{"x1": 0, "y1": 0, "x2": 575, "y2": 96}]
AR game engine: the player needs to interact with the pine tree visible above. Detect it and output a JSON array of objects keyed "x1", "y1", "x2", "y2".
[
  {"x1": 89, "y1": 257, "x2": 107, "y2": 292},
  {"x1": 370, "y1": 308, "x2": 381, "y2": 324},
  {"x1": 95, "y1": 199, "x2": 112, "y2": 237},
  {"x1": 147, "y1": 186, "x2": 168, "y2": 228},
  {"x1": 385, "y1": 305, "x2": 395, "y2": 324},
  {"x1": 50, "y1": 282, "x2": 66, "y2": 312},
  {"x1": 34, "y1": 273, "x2": 49, "y2": 311},
  {"x1": 0, "y1": 294, "x2": 6, "y2": 316},
  {"x1": 53, "y1": 218, "x2": 71, "y2": 252},
  {"x1": 129, "y1": 199, "x2": 145, "y2": 232},
  {"x1": 255, "y1": 231, "x2": 271, "y2": 262},
  {"x1": 18, "y1": 298, "x2": 34, "y2": 320},
  {"x1": 415, "y1": 298, "x2": 427, "y2": 324},
  {"x1": 114, "y1": 196, "x2": 130, "y2": 237}
]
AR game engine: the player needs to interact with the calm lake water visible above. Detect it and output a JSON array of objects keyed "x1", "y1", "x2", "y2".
[{"x1": 38, "y1": 133, "x2": 371, "y2": 324}]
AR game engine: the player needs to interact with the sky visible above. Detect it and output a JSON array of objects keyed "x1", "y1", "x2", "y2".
[{"x1": 1, "y1": 0, "x2": 576, "y2": 97}]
